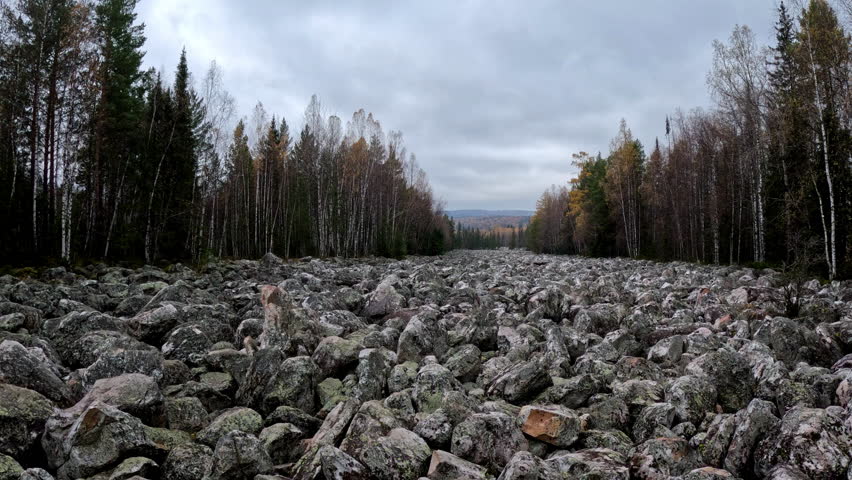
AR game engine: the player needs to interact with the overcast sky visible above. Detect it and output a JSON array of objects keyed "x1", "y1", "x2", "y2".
[{"x1": 136, "y1": 1, "x2": 778, "y2": 211}]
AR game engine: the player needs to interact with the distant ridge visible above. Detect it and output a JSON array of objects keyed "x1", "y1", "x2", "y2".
[{"x1": 445, "y1": 209, "x2": 534, "y2": 218}]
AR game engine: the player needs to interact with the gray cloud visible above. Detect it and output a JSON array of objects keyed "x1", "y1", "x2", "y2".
[{"x1": 137, "y1": 0, "x2": 778, "y2": 210}]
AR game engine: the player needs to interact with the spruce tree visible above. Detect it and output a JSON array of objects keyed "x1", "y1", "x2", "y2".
[{"x1": 90, "y1": 0, "x2": 146, "y2": 258}]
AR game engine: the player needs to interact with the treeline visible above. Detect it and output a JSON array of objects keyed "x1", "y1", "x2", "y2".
[
  {"x1": 0, "y1": 0, "x2": 450, "y2": 265},
  {"x1": 452, "y1": 223, "x2": 527, "y2": 250},
  {"x1": 529, "y1": 0, "x2": 852, "y2": 279}
]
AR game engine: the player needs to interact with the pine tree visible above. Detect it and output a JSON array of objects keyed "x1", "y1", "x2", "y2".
[
  {"x1": 158, "y1": 49, "x2": 199, "y2": 259},
  {"x1": 90, "y1": 0, "x2": 146, "y2": 258}
]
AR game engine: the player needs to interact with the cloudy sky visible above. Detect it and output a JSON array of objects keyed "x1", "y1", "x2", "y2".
[{"x1": 136, "y1": 1, "x2": 778, "y2": 211}]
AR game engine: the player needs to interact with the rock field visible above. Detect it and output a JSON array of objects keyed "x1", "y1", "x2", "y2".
[{"x1": 2, "y1": 249, "x2": 852, "y2": 479}]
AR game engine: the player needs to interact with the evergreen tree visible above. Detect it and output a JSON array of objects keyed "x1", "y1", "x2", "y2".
[
  {"x1": 157, "y1": 49, "x2": 199, "y2": 259},
  {"x1": 88, "y1": 0, "x2": 146, "y2": 258}
]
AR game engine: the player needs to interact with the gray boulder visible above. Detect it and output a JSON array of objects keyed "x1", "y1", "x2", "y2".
[
  {"x1": 361, "y1": 428, "x2": 431, "y2": 480},
  {"x1": 196, "y1": 407, "x2": 263, "y2": 447},
  {"x1": 755, "y1": 406, "x2": 851, "y2": 479},
  {"x1": 0, "y1": 384, "x2": 55, "y2": 458},
  {"x1": 208, "y1": 431, "x2": 273, "y2": 480},
  {"x1": 451, "y1": 412, "x2": 528, "y2": 474},
  {"x1": 0, "y1": 340, "x2": 72, "y2": 405},
  {"x1": 162, "y1": 443, "x2": 213, "y2": 480}
]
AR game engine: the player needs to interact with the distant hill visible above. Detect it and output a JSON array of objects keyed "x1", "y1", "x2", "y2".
[
  {"x1": 446, "y1": 209, "x2": 534, "y2": 218},
  {"x1": 445, "y1": 210, "x2": 533, "y2": 231}
]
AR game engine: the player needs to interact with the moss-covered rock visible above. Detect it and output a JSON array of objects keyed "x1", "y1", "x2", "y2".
[
  {"x1": 361, "y1": 428, "x2": 431, "y2": 480},
  {"x1": 0, "y1": 454, "x2": 23, "y2": 480},
  {"x1": 0, "y1": 383, "x2": 55, "y2": 457},
  {"x1": 196, "y1": 407, "x2": 262, "y2": 447}
]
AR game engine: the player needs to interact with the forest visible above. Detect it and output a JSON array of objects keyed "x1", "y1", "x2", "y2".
[
  {"x1": 528, "y1": 0, "x2": 852, "y2": 280},
  {"x1": 5, "y1": 0, "x2": 852, "y2": 279},
  {"x1": 0, "y1": 0, "x2": 452, "y2": 266}
]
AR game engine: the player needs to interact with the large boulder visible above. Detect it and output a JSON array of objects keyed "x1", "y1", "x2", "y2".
[
  {"x1": 412, "y1": 363, "x2": 460, "y2": 413},
  {"x1": 52, "y1": 405, "x2": 154, "y2": 480},
  {"x1": 547, "y1": 448, "x2": 629, "y2": 479},
  {"x1": 237, "y1": 351, "x2": 318, "y2": 414},
  {"x1": 723, "y1": 398, "x2": 779, "y2": 477},
  {"x1": 755, "y1": 406, "x2": 851, "y2": 479},
  {"x1": 360, "y1": 428, "x2": 432, "y2": 480},
  {"x1": 291, "y1": 444, "x2": 367, "y2": 480},
  {"x1": 526, "y1": 286, "x2": 570, "y2": 320},
  {"x1": 666, "y1": 375, "x2": 717, "y2": 425},
  {"x1": 259, "y1": 422, "x2": 305, "y2": 464},
  {"x1": 537, "y1": 374, "x2": 599, "y2": 409},
  {"x1": 80, "y1": 349, "x2": 164, "y2": 391},
  {"x1": 196, "y1": 407, "x2": 263, "y2": 447},
  {"x1": 518, "y1": 404, "x2": 581, "y2": 448},
  {"x1": 450, "y1": 412, "x2": 528, "y2": 474},
  {"x1": 69, "y1": 373, "x2": 165, "y2": 426},
  {"x1": 496, "y1": 451, "x2": 560, "y2": 480},
  {"x1": 363, "y1": 278, "x2": 406, "y2": 318},
  {"x1": 0, "y1": 340, "x2": 72, "y2": 405},
  {"x1": 0, "y1": 454, "x2": 23, "y2": 480},
  {"x1": 444, "y1": 344, "x2": 482, "y2": 382},
  {"x1": 0, "y1": 384, "x2": 55, "y2": 458},
  {"x1": 340, "y1": 401, "x2": 405, "y2": 461},
  {"x1": 354, "y1": 348, "x2": 394, "y2": 402},
  {"x1": 162, "y1": 443, "x2": 213, "y2": 480},
  {"x1": 397, "y1": 310, "x2": 448, "y2": 363},
  {"x1": 127, "y1": 303, "x2": 180, "y2": 345},
  {"x1": 486, "y1": 357, "x2": 552, "y2": 403},
  {"x1": 685, "y1": 349, "x2": 753, "y2": 411},
  {"x1": 41, "y1": 311, "x2": 126, "y2": 364},
  {"x1": 208, "y1": 431, "x2": 273, "y2": 480},
  {"x1": 67, "y1": 330, "x2": 156, "y2": 369},
  {"x1": 427, "y1": 450, "x2": 491, "y2": 480},
  {"x1": 164, "y1": 396, "x2": 208, "y2": 432},
  {"x1": 757, "y1": 316, "x2": 840, "y2": 368},
  {"x1": 312, "y1": 336, "x2": 361, "y2": 377}
]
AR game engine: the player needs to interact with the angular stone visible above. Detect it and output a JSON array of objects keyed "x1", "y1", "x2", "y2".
[
  {"x1": 208, "y1": 431, "x2": 273, "y2": 480},
  {"x1": 450, "y1": 412, "x2": 528, "y2": 473},
  {"x1": 666, "y1": 374, "x2": 718, "y2": 425},
  {"x1": 755, "y1": 406, "x2": 851, "y2": 479},
  {"x1": 0, "y1": 384, "x2": 55, "y2": 457},
  {"x1": 496, "y1": 451, "x2": 560, "y2": 480},
  {"x1": 486, "y1": 358, "x2": 552, "y2": 404},
  {"x1": 363, "y1": 279, "x2": 406, "y2": 318},
  {"x1": 196, "y1": 406, "x2": 263, "y2": 447},
  {"x1": 312, "y1": 336, "x2": 361, "y2": 378},
  {"x1": 0, "y1": 339, "x2": 72, "y2": 405},
  {"x1": 537, "y1": 374, "x2": 599, "y2": 409},
  {"x1": 414, "y1": 409, "x2": 453, "y2": 448},
  {"x1": 0, "y1": 454, "x2": 23, "y2": 480},
  {"x1": 547, "y1": 448, "x2": 629, "y2": 479},
  {"x1": 340, "y1": 401, "x2": 404, "y2": 461},
  {"x1": 361, "y1": 428, "x2": 431, "y2": 480},
  {"x1": 427, "y1": 450, "x2": 490, "y2": 480},
  {"x1": 70, "y1": 373, "x2": 164, "y2": 427},
  {"x1": 81, "y1": 349, "x2": 164, "y2": 391},
  {"x1": 164, "y1": 396, "x2": 208, "y2": 432},
  {"x1": 397, "y1": 310, "x2": 448, "y2": 364},
  {"x1": 260, "y1": 422, "x2": 305, "y2": 464},
  {"x1": 162, "y1": 443, "x2": 213, "y2": 480},
  {"x1": 54, "y1": 406, "x2": 153, "y2": 480},
  {"x1": 632, "y1": 402, "x2": 676, "y2": 443},
  {"x1": 413, "y1": 363, "x2": 459, "y2": 413},
  {"x1": 518, "y1": 404, "x2": 580, "y2": 448},
  {"x1": 723, "y1": 398, "x2": 779, "y2": 477}
]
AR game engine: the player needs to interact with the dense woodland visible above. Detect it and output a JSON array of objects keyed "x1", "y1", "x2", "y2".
[
  {"x1": 5, "y1": 0, "x2": 852, "y2": 277},
  {"x1": 452, "y1": 223, "x2": 527, "y2": 250},
  {"x1": 0, "y1": 0, "x2": 451, "y2": 266},
  {"x1": 528, "y1": 0, "x2": 852, "y2": 279}
]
